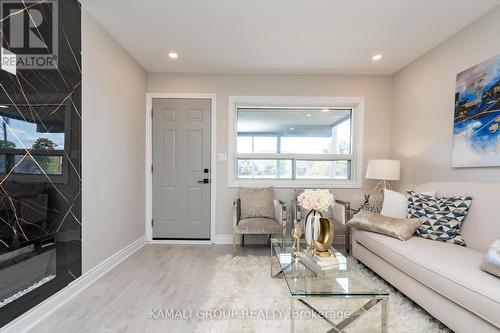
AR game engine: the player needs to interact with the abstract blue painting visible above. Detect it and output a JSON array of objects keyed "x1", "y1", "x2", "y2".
[{"x1": 452, "y1": 54, "x2": 500, "y2": 167}]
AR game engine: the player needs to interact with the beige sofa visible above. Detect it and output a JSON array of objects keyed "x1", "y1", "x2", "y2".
[{"x1": 351, "y1": 182, "x2": 500, "y2": 333}]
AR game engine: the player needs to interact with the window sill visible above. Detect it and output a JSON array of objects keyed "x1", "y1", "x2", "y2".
[{"x1": 227, "y1": 178, "x2": 362, "y2": 189}]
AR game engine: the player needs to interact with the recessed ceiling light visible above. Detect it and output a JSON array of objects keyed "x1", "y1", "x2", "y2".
[
  {"x1": 290, "y1": 127, "x2": 295, "y2": 130},
  {"x1": 322, "y1": 109, "x2": 329, "y2": 112},
  {"x1": 306, "y1": 113, "x2": 311, "y2": 117},
  {"x1": 372, "y1": 54, "x2": 382, "y2": 61},
  {"x1": 168, "y1": 52, "x2": 178, "y2": 59},
  {"x1": 0, "y1": 105, "x2": 8, "y2": 108}
]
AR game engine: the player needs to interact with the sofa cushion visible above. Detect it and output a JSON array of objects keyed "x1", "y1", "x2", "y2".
[
  {"x1": 481, "y1": 239, "x2": 500, "y2": 278},
  {"x1": 236, "y1": 218, "x2": 282, "y2": 234},
  {"x1": 239, "y1": 187, "x2": 275, "y2": 219},
  {"x1": 381, "y1": 189, "x2": 408, "y2": 218},
  {"x1": 407, "y1": 190, "x2": 472, "y2": 246},
  {"x1": 415, "y1": 182, "x2": 500, "y2": 252},
  {"x1": 381, "y1": 189, "x2": 437, "y2": 219},
  {"x1": 347, "y1": 210, "x2": 424, "y2": 241},
  {"x1": 353, "y1": 229, "x2": 500, "y2": 328}
]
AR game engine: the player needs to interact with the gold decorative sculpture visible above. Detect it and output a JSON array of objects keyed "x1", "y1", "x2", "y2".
[
  {"x1": 297, "y1": 189, "x2": 336, "y2": 256},
  {"x1": 292, "y1": 220, "x2": 302, "y2": 254},
  {"x1": 313, "y1": 217, "x2": 334, "y2": 256}
]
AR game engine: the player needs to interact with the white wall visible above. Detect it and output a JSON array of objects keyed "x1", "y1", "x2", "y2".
[
  {"x1": 82, "y1": 3, "x2": 500, "y2": 250},
  {"x1": 147, "y1": 73, "x2": 393, "y2": 238},
  {"x1": 392, "y1": 5, "x2": 500, "y2": 190},
  {"x1": 82, "y1": 10, "x2": 147, "y2": 272}
]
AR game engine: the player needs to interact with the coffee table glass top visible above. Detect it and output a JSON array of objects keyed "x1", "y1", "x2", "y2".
[{"x1": 271, "y1": 237, "x2": 389, "y2": 297}]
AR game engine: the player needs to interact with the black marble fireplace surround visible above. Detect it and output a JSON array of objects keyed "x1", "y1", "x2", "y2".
[{"x1": 0, "y1": 0, "x2": 81, "y2": 327}]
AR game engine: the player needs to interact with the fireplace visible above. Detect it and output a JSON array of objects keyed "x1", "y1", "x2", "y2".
[
  {"x1": 0, "y1": 235, "x2": 56, "y2": 308},
  {"x1": 0, "y1": 0, "x2": 81, "y2": 327}
]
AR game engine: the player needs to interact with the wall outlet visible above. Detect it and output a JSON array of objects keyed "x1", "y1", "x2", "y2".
[{"x1": 217, "y1": 153, "x2": 227, "y2": 163}]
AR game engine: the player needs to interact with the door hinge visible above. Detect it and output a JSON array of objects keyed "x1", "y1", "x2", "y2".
[
  {"x1": 151, "y1": 219, "x2": 154, "y2": 228},
  {"x1": 151, "y1": 164, "x2": 154, "y2": 173},
  {"x1": 151, "y1": 109, "x2": 153, "y2": 118}
]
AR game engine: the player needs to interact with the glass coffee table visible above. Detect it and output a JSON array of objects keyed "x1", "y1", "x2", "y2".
[{"x1": 271, "y1": 237, "x2": 389, "y2": 333}]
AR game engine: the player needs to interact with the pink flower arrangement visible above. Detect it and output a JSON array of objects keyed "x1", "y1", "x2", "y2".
[{"x1": 297, "y1": 189, "x2": 334, "y2": 212}]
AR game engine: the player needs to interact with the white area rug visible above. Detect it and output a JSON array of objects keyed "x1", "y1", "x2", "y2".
[{"x1": 194, "y1": 255, "x2": 451, "y2": 333}]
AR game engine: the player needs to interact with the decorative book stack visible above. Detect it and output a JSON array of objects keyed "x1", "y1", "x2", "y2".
[
  {"x1": 312, "y1": 254, "x2": 339, "y2": 271},
  {"x1": 297, "y1": 252, "x2": 339, "y2": 272}
]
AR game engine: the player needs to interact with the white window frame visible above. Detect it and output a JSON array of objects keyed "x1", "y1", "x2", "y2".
[{"x1": 227, "y1": 96, "x2": 365, "y2": 188}]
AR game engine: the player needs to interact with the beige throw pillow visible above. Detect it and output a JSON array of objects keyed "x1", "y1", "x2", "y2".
[
  {"x1": 347, "y1": 210, "x2": 424, "y2": 241},
  {"x1": 480, "y1": 239, "x2": 500, "y2": 278},
  {"x1": 239, "y1": 187, "x2": 275, "y2": 219}
]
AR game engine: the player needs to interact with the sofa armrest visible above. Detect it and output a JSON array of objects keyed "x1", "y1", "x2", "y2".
[
  {"x1": 274, "y1": 200, "x2": 287, "y2": 236},
  {"x1": 333, "y1": 199, "x2": 352, "y2": 253},
  {"x1": 333, "y1": 199, "x2": 351, "y2": 225}
]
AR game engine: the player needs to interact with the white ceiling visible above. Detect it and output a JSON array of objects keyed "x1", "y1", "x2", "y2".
[{"x1": 81, "y1": 0, "x2": 500, "y2": 75}]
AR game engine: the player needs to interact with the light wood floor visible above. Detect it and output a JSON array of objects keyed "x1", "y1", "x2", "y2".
[{"x1": 33, "y1": 244, "x2": 269, "y2": 333}]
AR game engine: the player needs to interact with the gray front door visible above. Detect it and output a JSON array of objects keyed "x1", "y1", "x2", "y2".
[{"x1": 152, "y1": 98, "x2": 211, "y2": 240}]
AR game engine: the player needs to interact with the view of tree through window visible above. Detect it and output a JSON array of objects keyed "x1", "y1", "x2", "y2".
[
  {"x1": 0, "y1": 107, "x2": 66, "y2": 176},
  {"x1": 11, "y1": 136, "x2": 62, "y2": 175}
]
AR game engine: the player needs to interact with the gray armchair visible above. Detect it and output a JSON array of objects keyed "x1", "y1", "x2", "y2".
[
  {"x1": 292, "y1": 191, "x2": 351, "y2": 253},
  {"x1": 233, "y1": 198, "x2": 286, "y2": 256}
]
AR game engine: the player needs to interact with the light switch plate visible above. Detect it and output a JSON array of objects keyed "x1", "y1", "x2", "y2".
[{"x1": 217, "y1": 153, "x2": 227, "y2": 163}]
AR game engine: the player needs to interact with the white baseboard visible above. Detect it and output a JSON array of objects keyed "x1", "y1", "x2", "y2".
[
  {"x1": 215, "y1": 234, "x2": 271, "y2": 245},
  {"x1": 0, "y1": 235, "x2": 147, "y2": 333},
  {"x1": 149, "y1": 239, "x2": 212, "y2": 245},
  {"x1": 216, "y1": 234, "x2": 346, "y2": 245},
  {"x1": 149, "y1": 234, "x2": 268, "y2": 245},
  {"x1": 215, "y1": 234, "x2": 233, "y2": 244}
]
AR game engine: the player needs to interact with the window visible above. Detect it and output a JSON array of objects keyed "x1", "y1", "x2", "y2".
[{"x1": 228, "y1": 96, "x2": 364, "y2": 188}]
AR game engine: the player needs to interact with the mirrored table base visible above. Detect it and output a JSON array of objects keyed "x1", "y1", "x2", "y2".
[
  {"x1": 289, "y1": 295, "x2": 388, "y2": 333},
  {"x1": 270, "y1": 242, "x2": 389, "y2": 333}
]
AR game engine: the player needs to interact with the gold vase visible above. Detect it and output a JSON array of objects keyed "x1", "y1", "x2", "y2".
[{"x1": 313, "y1": 217, "x2": 334, "y2": 256}]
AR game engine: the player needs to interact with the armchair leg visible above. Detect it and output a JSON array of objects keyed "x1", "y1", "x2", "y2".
[
  {"x1": 233, "y1": 230, "x2": 237, "y2": 257},
  {"x1": 241, "y1": 234, "x2": 245, "y2": 247},
  {"x1": 345, "y1": 227, "x2": 351, "y2": 254},
  {"x1": 267, "y1": 234, "x2": 271, "y2": 246}
]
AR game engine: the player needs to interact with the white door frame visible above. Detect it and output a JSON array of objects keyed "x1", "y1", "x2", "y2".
[{"x1": 145, "y1": 93, "x2": 217, "y2": 244}]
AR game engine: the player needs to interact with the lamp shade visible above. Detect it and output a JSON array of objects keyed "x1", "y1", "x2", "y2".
[{"x1": 365, "y1": 159, "x2": 400, "y2": 181}]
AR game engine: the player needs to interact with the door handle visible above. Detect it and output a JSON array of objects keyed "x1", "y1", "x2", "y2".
[{"x1": 197, "y1": 178, "x2": 210, "y2": 184}]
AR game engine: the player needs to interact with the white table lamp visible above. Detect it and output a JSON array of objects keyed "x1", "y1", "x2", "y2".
[{"x1": 366, "y1": 159, "x2": 400, "y2": 198}]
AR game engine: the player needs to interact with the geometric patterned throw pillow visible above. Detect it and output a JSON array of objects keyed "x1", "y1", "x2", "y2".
[{"x1": 407, "y1": 190, "x2": 472, "y2": 247}]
